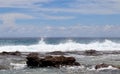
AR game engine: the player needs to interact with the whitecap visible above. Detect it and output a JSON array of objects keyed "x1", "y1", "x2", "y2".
[{"x1": 0, "y1": 39, "x2": 120, "y2": 52}]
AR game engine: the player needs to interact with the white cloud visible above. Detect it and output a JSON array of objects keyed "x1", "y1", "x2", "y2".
[
  {"x1": 0, "y1": 13, "x2": 54, "y2": 37},
  {"x1": 0, "y1": 0, "x2": 53, "y2": 8},
  {"x1": 0, "y1": 0, "x2": 120, "y2": 14},
  {"x1": 32, "y1": 0, "x2": 120, "y2": 14},
  {"x1": 40, "y1": 24, "x2": 120, "y2": 37},
  {"x1": 0, "y1": 1, "x2": 119, "y2": 37},
  {"x1": 40, "y1": 14, "x2": 75, "y2": 20},
  {"x1": 0, "y1": 12, "x2": 119, "y2": 37},
  {"x1": 0, "y1": 20, "x2": 120, "y2": 37},
  {"x1": 67, "y1": 0, "x2": 120, "y2": 14},
  {"x1": 0, "y1": 13, "x2": 36, "y2": 37},
  {"x1": 0, "y1": 13, "x2": 34, "y2": 27}
]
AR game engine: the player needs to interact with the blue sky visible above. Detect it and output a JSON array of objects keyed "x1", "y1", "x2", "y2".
[{"x1": 0, "y1": 0, "x2": 120, "y2": 37}]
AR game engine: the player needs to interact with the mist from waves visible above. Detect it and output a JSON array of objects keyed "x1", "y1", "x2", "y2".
[{"x1": 0, "y1": 37, "x2": 120, "y2": 52}]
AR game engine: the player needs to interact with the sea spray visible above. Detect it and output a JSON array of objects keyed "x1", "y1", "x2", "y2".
[{"x1": 0, "y1": 38, "x2": 120, "y2": 52}]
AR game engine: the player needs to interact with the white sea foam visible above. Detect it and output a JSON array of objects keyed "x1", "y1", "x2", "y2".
[
  {"x1": 60, "y1": 66, "x2": 85, "y2": 73},
  {"x1": 0, "y1": 39, "x2": 120, "y2": 52},
  {"x1": 87, "y1": 66, "x2": 118, "y2": 71},
  {"x1": 97, "y1": 66, "x2": 118, "y2": 71},
  {"x1": 10, "y1": 63, "x2": 26, "y2": 70}
]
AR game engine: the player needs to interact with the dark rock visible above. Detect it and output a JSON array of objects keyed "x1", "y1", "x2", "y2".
[
  {"x1": 47, "y1": 51, "x2": 66, "y2": 55},
  {"x1": 66, "y1": 57, "x2": 76, "y2": 63},
  {"x1": 114, "y1": 66, "x2": 120, "y2": 69},
  {"x1": 10, "y1": 51, "x2": 21, "y2": 56},
  {"x1": 26, "y1": 53, "x2": 41, "y2": 67},
  {"x1": 1, "y1": 51, "x2": 9, "y2": 55},
  {"x1": 0, "y1": 51, "x2": 21, "y2": 56},
  {"x1": 41, "y1": 58, "x2": 55, "y2": 67},
  {"x1": 95, "y1": 63, "x2": 109, "y2": 69},
  {"x1": 73, "y1": 62, "x2": 80, "y2": 66},
  {"x1": 44, "y1": 56, "x2": 53, "y2": 59},
  {"x1": 84, "y1": 50, "x2": 98, "y2": 56},
  {"x1": 111, "y1": 51, "x2": 120, "y2": 54},
  {"x1": 95, "y1": 63, "x2": 120, "y2": 69},
  {"x1": 26, "y1": 53, "x2": 80, "y2": 68}
]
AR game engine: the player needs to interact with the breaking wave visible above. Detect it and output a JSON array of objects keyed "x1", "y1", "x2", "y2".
[{"x1": 0, "y1": 38, "x2": 120, "y2": 52}]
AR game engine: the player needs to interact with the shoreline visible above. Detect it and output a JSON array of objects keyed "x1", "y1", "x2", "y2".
[
  {"x1": 0, "y1": 50, "x2": 120, "y2": 74},
  {"x1": 1, "y1": 50, "x2": 120, "y2": 55}
]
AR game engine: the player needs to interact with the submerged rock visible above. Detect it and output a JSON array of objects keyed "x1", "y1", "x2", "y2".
[
  {"x1": 95, "y1": 63, "x2": 120, "y2": 70},
  {"x1": 95, "y1": 63, "x2": 109, "y2": 69},
  {"x1": 84, "y1": 50, "x2": 98, "y2": 56},
  {"x1": 26, "y1": 53, "x2": 80, "y2": 68}
]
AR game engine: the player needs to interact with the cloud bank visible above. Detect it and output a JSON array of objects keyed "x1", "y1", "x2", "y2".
[
  {"x1": 0, "y1": 13, "x2": 119, "y2": 37},
  {"x1": 0, "y1": 0, "x2": 120, "y2": 14},
  {"x1": 0, "y1": 0, "x2": 119, "y2": 37}
]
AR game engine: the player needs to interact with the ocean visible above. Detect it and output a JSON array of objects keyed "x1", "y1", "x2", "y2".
[
  {"x1": 0, "y1": 37, "x2": 120, "y2": 52},
  {"x1": 0, "y1": 37, "x2": 120, "y2": 74}
]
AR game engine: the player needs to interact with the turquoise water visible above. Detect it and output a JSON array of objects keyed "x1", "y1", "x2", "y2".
[
  {"x1": 0, "y1": 37, "x2": 120, "y2": 45},
  {"x1": 0, "y1": 37, "x2": 120, "y2": 52}
]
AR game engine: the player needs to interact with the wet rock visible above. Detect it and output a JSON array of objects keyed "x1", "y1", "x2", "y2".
[
  {"x1": 10, "y1": 51, "x2": 21, "y2": 56},
  {"x1": 73, "y1": 62, "x2": 80, "y2": 66},
  {"x1": 44, "y1": 56, "x2": 53, "y2": 59},
  {"x1": 95, "y1": 63, "x2": 120, "y2": 69},
  {"x1": 95, "y1": 63, "x2": 109, "y2": 69},
  {"x1": 0, "y1": 51, "x2": 21, "y2": 56},
  {"x1": 47, "y1": 51, "x2": 66, "y2": 55},
  {"x1": 66, "y1": 57, "x2": 76, "y2": 63},
  {"x1": 114, "y1": 66, "x2": 120, "y2": 69},
  {"x1": 26, "y1": 53, "x2": 80, "y2": 68},
  {"x1": 27, "y1": 53, "x2": 39, "y2": 58},
  {"x1": 26, "y1": 53, "x2": 41, "y2": 67},
  {"x1": 1, "y1": 51, "x2": 9, "y2": 55},
  {"x1": 84, "y1": 50, "x2": 98, "y2": 56},
  {"x1": 111, "y1": 51, "x2": 120, "y2": 54}
]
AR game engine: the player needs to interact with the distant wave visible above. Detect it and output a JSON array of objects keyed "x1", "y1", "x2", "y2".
[{"x1": 0, "y1": 38, "x2": 120, "y2": 52}]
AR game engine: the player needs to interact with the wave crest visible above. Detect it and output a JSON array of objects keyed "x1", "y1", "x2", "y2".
[{"x1": 0, "y1": 39, "x2": 120, "y2": 52}]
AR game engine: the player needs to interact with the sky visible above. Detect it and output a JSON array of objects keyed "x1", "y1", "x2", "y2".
[{"x1": 0, "y1": 0, "x2": 120, "y2": 37}]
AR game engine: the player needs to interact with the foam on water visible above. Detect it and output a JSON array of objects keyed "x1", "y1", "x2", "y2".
[
  {"x1": 88, "y1": 66, "x2": 118, "y2": 71},
  {"x1": 0, "y1": 38, "x2": 120, "y2": 52},
  {"x1": 96, "y1": 66, "x2": 118, "y2": 71},
  {"x1": 10, "y1": 63, "x2": 26, "y2": 70}
]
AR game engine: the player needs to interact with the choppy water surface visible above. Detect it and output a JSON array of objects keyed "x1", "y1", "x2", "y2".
[
  {"x1": 0, "y1": 37, "x2": 120, "y2": 52},
  {"x1": 0, "y1": 38, "x2": 120, "y2": 74},
  {"x1": 0, "y1": 53, "x2": 120, "y2": 74}
]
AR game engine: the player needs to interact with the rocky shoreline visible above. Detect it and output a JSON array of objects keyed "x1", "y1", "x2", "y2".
[{"x1": 0, "y1": 50, "x2": 120, "y2": 71}]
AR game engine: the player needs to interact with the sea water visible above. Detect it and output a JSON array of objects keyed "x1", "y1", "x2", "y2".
[
  {"x1": 0, "y1": 37, "x2": 120, "y2": 74},
  {"x1": 0, "y1": 37, "x2": 120, "y2": 52}
]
